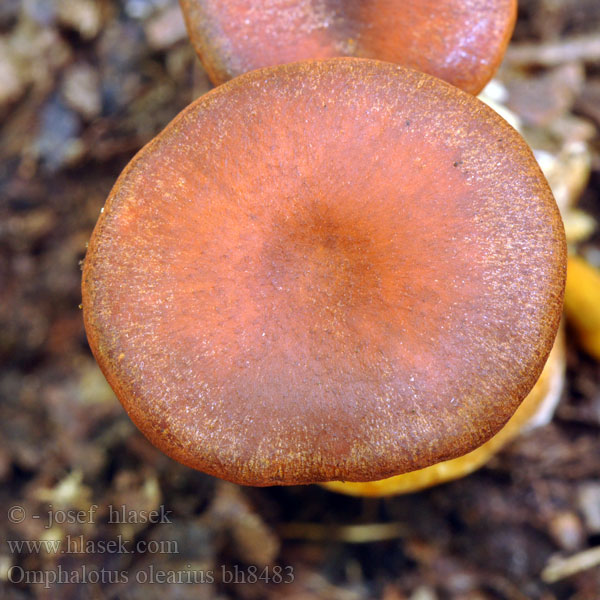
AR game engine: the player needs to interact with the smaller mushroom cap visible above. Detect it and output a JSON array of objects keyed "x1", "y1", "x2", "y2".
[
  {"x1": 82, "y1": 59, "x2": 566, "y2": 486},
  {"x1": 180, "y1": 0, "x2": 517, "y2": 94}
]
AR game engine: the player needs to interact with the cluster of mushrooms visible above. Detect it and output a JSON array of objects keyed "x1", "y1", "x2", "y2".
[{"x1": 82, "y1": 0, "x2": 569, "y2": 495}]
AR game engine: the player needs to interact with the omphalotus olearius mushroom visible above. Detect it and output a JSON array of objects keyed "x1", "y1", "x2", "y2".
[
  {"x1": 82, "y1": 59, "x2": 566, "y2": 488},
  {"x1": 179, "y1": 0, "x2": 517, "y2": 94}
]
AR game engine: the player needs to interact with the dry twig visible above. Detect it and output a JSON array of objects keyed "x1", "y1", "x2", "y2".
[
  {"x1": 280, "y1": 522, "x2": 407, "y2": 543},
  {"x1": 506, "y1": 34, "x2": 600, "y2": 66}
]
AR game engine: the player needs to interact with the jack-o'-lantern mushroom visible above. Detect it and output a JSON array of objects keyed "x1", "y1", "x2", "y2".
[
  {"x1": 323, "y1": 326, "x2": 566, "y2": 496},
  {"x1": 179, "y1": 0, "x2": 517, "y2": 94},
  {"x1": 82, "y1": 59, "x2": 566, "y2": 487}
]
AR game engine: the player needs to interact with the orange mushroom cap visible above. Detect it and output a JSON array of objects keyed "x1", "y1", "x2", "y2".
[
  {"x1": 82, "y1": 59, "x2": 566, "y2": 486},
  {"x1": 322, "y1": 326, "x2": 566, "y2": 496},
  {"x1": 179, "y1": 0, "x2": 517, "y2": 94}
]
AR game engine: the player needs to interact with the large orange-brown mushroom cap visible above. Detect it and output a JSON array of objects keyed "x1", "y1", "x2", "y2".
[
  {"x1": 322, "y1": 326, "x2": 566, "y2": 496},
  {"x1": 179, "y1": 0, "x2": 517, "y2": 94},
  {"x1": 82, "y1": 59, "x2": 566, "y2": 486}
]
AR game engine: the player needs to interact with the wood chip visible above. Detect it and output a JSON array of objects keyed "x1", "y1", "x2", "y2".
[{"x1": 541, "y1": 545, "x2": 600, "y2": 582}]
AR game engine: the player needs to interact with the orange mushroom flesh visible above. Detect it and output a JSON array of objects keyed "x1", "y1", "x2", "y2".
[
  {"x1": 82, "y1": 59, "x2": 566, "y2": 487},
  {"x1": 323, "y1": 326, "x2": 566, "y2": 496},
  {"x1": 179, "y1": 0, "x2": 517, "y2": 94}
]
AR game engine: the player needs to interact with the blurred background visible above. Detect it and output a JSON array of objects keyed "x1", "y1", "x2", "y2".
[{"x1": 1, "y1": 0, "x2": 600, "y2": 598}]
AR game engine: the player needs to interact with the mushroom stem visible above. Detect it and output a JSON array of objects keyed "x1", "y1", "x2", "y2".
[{"x1": 564, "y1": 255, "x2": 600, "y2": 361}]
